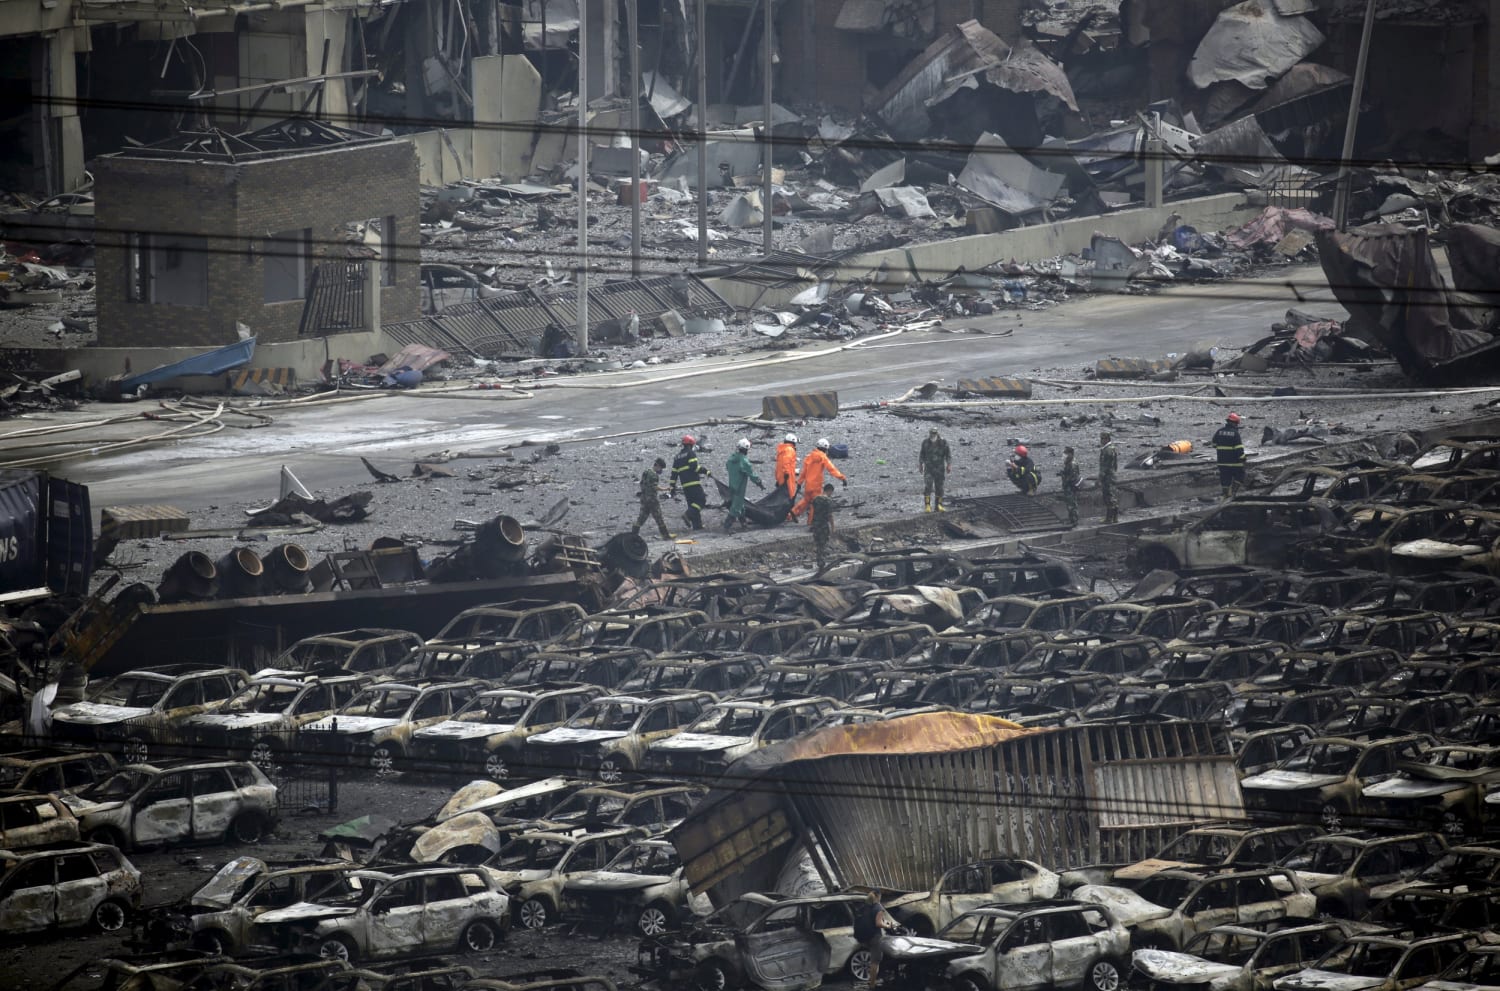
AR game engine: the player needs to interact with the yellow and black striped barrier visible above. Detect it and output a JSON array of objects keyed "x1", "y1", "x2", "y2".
[
  {"x1": 762, "y1": 391, "x2": 839, "y2": 420},
  {"x1": 955, "y1": 377, "x2": 1033, "y2": 399},
  {"x1": 100, "y1": 505, "x2": 190, "y2": 542}
]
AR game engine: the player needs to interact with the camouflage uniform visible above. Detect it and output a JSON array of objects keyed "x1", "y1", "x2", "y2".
[
  {"x1": 1059, "y1": 453, "x2": 1081, "y2": 526},
  {"x1": 919, "y1": 430, "x2": 951, "y2": 510},
  {"x1": 1099, "y1": 439, "x2": 1119, "y2": 524},
  {"x1": 810, "y1": 493, "x2": 834, "y2": 572},
  {"x1": 633, "y1": 466, "x2": 671, "y2": 539}
]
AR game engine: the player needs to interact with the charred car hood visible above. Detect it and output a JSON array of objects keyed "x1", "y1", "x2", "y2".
[
  {"x1": 305, "y1": 715, "x2": 398, "y2": 735},
  {"x1": 255, "y1": 901, "x2": 359, "y2": 924},
  {"x1": 529, "y1": 728, "x2": 627, "y2": 746},
  {"x1": 649, "y1": 733, "x2": 751, "y2": 753},
  {"x1": 1364, "y1": 777, "x2": 1464, "y2": 799},
  {"x1": 1115, "y1": 859, "x2": 1199, "y2": 881},
  {"x1": 189, "y1": 713, "x2": 281, "y2": 731},
  {"x1": 1241, "y1": 770, "x2": 1346, "y2": 791},
  {"x1": 191, "y1": 856, "x2": 267, "y2": 909},
  {"x1": 492, "y1": 868, "x2": 552, "y2": 887},
  {"x1": 1275, "y1": 970, "x2": 1386, "y2": 991},
  {"x1": 1133, "y1": 949, "x2": 1244, "y2": 984},
  {"x1": 881, "y1": 934, "x2": 983, "y2": 961},
  {"x1": 566, "y1": 871, "x2": 673, "y2": 893},
  {"x1": 59, "y1": 794, "x2": 124, "y2": 816},
  {"x1": 53, "y1": 702, "x2": 151, "y2": 725},
  {"x1": 1073, "y1": 884, "x2": 1172, "y2": 925},
  {"x1": 415, "y1": 720, "x2": 517, "y2": 741}
]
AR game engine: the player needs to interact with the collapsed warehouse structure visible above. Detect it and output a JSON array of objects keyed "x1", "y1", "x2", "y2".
[{"x1": 671, "y1": 712, "x2": 1242, "y2": 904}]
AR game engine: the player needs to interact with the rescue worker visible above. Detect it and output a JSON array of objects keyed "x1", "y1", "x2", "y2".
[
  {"x1": 1213, "y1": 412, "x2": 1247, "y2": 498},
  {"x1": 1099, "y1": 431, "x2": 1119, "y2": 524},
  {"x1": 723, "y1": 438, "x2": 765, "y2": 531},
  {"x1": 790, "y1": 438, "x2": 847, "y2": 523},
  {"x1": 1005, "y1": 445, "x2": 1040, "y2": 496},
  {"x1": 811, "y1": 483, "x2": 836, "y2": 573},
  {"x1": 1059, "y1": 446, "x2": 1080, "y2": 527},
  {"x1": 669, "y1": 435, "x2": 710, "y2": 531},
  {"x1": 919, "y1": 427, "x2": 951, "y2": 512},
  {"x1": 775, "y1": 433, "x2": 799, "y2": 500},
  {"x1": 632, "y1": 457, "x2": 673, "y2": 540}
]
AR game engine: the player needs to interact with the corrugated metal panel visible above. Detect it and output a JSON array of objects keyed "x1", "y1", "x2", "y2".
[
  {"x1": 0, "y1": 471, "x2": 44, "y2": 594},
  {"x1": 45, "y1": 477, "x2": 93, "y2": 596}
]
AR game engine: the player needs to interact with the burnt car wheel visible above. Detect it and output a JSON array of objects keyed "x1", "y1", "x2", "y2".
[
  {"x1": 847, "y1": 948, "x2": 874, "y2": 983},
  {"x1": 1320, "y1": 801, "x2": 1347, "y2": 831},
  {"x1": 249, "y1": 739, "x2": 278, "y2": 770},
  {"x1": 597, "y1": 755, "x2": 631, "y2": 783},
  {"x1": 462, "y1": 919, "x2": 500, "y2": 952},
  {"x1": 370, "y1": 743, "x2": 401, "y2": 774},
  {"x1": 1089, "y1": 959, "x2": 1124, "y2": 991},
  {"x1": 695, "y1": 959, "x2": 730, "y2": 991},
  {"x1": 485, "y1": 752, "x2": 512, "y2": 781},
  {"x1": 637, "y1": 902, "x2": 675, "y2": 936},
  {"x1": 229, "y1": 813, "x2": 265, "y2": 844},
  {"x1": 87, "y1": 826, "x2": 127, "y2": 849},
  {"x1": 122, "y1": 738, "x2": 149, "y2": 765},
  {"x1": 92, "y1": 898, "x2": 129, "y2": 934},
  {"x1": 1132, "y1": 546, "x2": 1179, "y2": 576},
  {"x1": 319, "y1": 935, "x2": 356, "y2": 962},
  {"x1": 518, "y1": 897, "x2": 551, "y2": 929},
  {"x1": 194, "y1": 930, "x2": 231, "y2": 954}
]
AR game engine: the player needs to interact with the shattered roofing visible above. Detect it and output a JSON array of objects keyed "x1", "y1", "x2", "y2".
[{"x1": 1327, "y1": 0, "x2": 1483, "y2": 20}]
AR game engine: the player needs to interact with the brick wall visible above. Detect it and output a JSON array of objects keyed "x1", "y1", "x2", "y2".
[{"x1": 95, "y1": 139, "x2": 420, "y2": 349}]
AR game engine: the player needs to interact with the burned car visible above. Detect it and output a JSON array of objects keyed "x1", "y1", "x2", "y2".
[
  {"x1": 407, "y1": 684, "x2": 604, "y2": 781},
  {"x1": 561, "y1": 837, "x2": 710, "y2": 936},
  {"x1": 1240, "y1": 735, "x2": 1429, "y2": 831},
  {"x1": 632, "y1": 892, "x2": 872, "y2": 990},
  {"x1": 0, "y1": 792, "x2": 80, "y2": 849},
  {"x1": 172, "y1": 855, "x2": 364, "y2": 954},
  {"x1": 60, "y1": 759, "x2": 278, "y2": 850},
  {"x1": 183, "y1": 672, "x2": 368, "y2": 769},
  {"x1": 486, "y1": 827, "x2": 642, "y2": 929},
  {"x1": 1278, "y1": 832, "x2": 1447, "y2": 917},
  {"x1": 0, "y1": 748, "x2": 117, "y2": 796},
  {"x1": 1273, "y1": 933, "x2": 1473, "y2": 991},
  {"x1": 50, "y1": 665, "x2": 248, "y2": 764},
  {"x1": 643, "y1": 698, "x2": 841, "y2": 778},
  {"x1": 523, "y1": 691, "x2": 715, "y2": 782},
  {"x1": 1131, "y1": 920, "x2": 1351, "y2": 991},
  {"x1": 300, "y1": 680, "x2": 486, "y2": 772},
  {"x1": 253, "y1": 863, "x2": 510, "y2": 962},
  {"x1": 917, "y1": 900, "x2": 1131, "y2": 991},
  {"x1": 0, "y1": 841, "x2": 141, "y2": 935},
  {"x1": 1075, "y1": 867, "x2": 1317, "y2": 951},
  {"x1": 435, "y1": 601, "x2": 589, "y2": 643},
  {"x1": 1114, "y1": 825, "x2": 1321, "y2": 882},
  {"x1": 1360, "y1": 746, "x2": 1500, "y2": 838},
  {"x1": 883, "y1": 858, "x2": 1062, "y2": 935},
  {"x1": 260, "y1": 628, "x2": 425, "y2": 677},
  {"x1": 1128, "y1": 500, "x2": 1341, "y2": 573}
]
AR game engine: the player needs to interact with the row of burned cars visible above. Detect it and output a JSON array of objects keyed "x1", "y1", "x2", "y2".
[{"x1": 7, "y1": 431, "x2": 1500, "y2": 990}]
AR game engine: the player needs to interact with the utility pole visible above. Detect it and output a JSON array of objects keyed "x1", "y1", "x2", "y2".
[
  {"x1": 761, "y1": 0, "x2": 773, "y2": 257},
  {"x1": 696, "y1": 0, "x2": 708, "y2": 264},
  {"x1": 577, "y1": 0, "x2": 590, "y2": 354},
  {"x1": 1333, "y1": 0, "x2": 1376, "y2": 231},
  {"x1": 629, "y1": 0, "x2": 641, "y2": 277}
]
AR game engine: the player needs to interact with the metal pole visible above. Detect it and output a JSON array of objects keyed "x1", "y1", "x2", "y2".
[
  {"x1": 577, "y1": 0, "x2": 590, "y2": 353},
  {"x1": 629, "y1": 0, "x2": 641, "y2": 277},
  {"x1": 761, "y1": 0, "x2": 773, "y2": 258},
  {"x1": 695, "y1": 0, "x2": 708, "y2": 264},
  {"x1": 1333, "y1": 0, "x2": 1376, "y2": 232}
]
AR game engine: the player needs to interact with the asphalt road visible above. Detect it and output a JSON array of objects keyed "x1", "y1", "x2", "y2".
[{"x1": 62, "y1": 265, "x2": 1339, "y2": 511}]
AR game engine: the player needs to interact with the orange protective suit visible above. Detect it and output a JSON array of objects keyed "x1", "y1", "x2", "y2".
[
  {"x1": 790, "y1": 449, "x2": 846, "y2": 523},
  {"x1": 774, "y1": 442, "x2": 799, "y2": 499}
]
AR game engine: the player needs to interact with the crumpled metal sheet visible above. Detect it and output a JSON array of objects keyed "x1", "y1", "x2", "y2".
[
  {"x1": 873, "y1": 20, "x2": 1077, "y2": 142},
  {"x1": 1317, "y1": 223, "x2": 1495, "y2": 373},
  {"x1": 1224, "y1": 206, "x2": 1335, "y2": 250},
  {"x1": 1188, "y1": 0, "x2": 1326, "y2": 91},
  {"x1": 868, "y1": 585, "x2": 966, "y2": 623},
  {"x1": 411, "y1": 811, "x2": 502, "y2": 862},
  {"x1": 957, "y1": 131, "x2": 1067, "y2": 215}
]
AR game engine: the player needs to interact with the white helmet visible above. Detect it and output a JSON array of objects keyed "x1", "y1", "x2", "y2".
[
  {"x1": 784, "y1": 433, "x2": 798, "y2": 444},
  {"x1": 817, "y1": 437, "x2": 831, "y2": 450},
  {"x1": 737, "y1": 438, "x2": 751, "y2": 450}
]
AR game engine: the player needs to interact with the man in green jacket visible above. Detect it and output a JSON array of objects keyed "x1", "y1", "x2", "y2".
[
  {"x1": 723, "y1": 438, "x2": 765, "y2": 531},
  {"x1": 632, "y1": 458, "x2": 673, "y2": 539}
]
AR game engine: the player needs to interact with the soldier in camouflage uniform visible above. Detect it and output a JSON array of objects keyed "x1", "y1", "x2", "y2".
[
  {"x1": 632, "y1": 458, "x2": 673, "y2": 539},
  {"x1": 1059, "y1": 446, "x2": 1080, "y2": 527},
  {"x1": 1099, "y1": 432, "x2": 1119, "y2": 524},
  {"x1": 811, "y1": 483, "x2": 835, "y2": 573},
  {"x1": 919, "y1": 427, "x2": 951, "y2": 511}
]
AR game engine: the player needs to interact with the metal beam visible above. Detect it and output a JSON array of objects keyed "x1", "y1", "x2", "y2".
[{"x1": 180, "y1": 69, "x2": 380, "y2": 101}]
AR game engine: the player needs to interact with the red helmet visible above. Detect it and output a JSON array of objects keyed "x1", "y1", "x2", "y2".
[
  {"x1": 1226, "y1": 413, "x2": 1241, "y2": 424},
  {"x1": 681, "y1": 434, "x2": 696, "y2": 446},
  {"x1": 1015, "y1": 445, "x2": 1028, "y2": 457}
]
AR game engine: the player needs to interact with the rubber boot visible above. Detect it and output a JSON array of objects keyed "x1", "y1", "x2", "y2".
[
  {"x1": 924, "y1": 497, "x2": 931, "y2": 512},
  {"x1": 937, "y1": 501, "x2": 945, "y2": 512}
]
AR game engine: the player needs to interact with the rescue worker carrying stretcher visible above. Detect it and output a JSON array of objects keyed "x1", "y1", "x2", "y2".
[
  {"x1": 669, "y1": 435, "x2": 710, "y2": 531},
  {"x1": 1006, "y1": 444, "x2": 1040, "y2": 496},
  {"x1": 790, "y1": 438, "x2": 847, "y2": 523}
]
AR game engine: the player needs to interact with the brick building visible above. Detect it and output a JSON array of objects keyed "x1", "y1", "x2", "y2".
[{"x1": 93, "y1": 121, "x2": 420, "y2": 349}]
